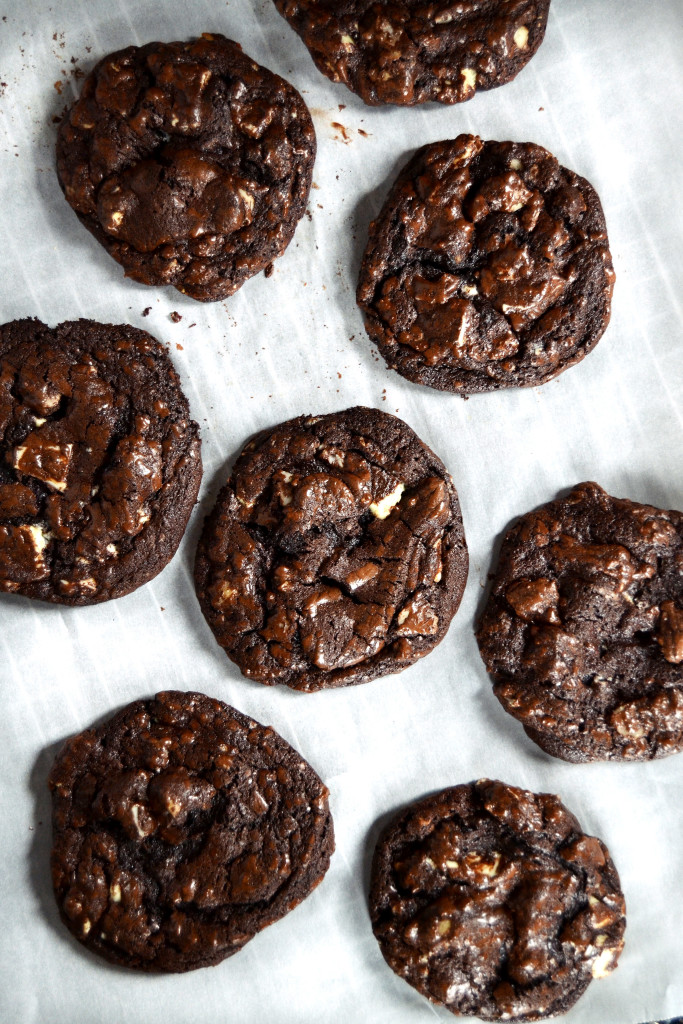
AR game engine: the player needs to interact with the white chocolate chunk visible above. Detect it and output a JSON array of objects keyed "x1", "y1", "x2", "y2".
[
  {"x1": 370, "y1": 482, "x2": 405, "y2": 519},
  {"x1": 460, "y1": 68, "x2": 477, "y2": 90},
  {"x1": 27, "y1": 523, "x2": 50, "y2": 554},
  {"x1": 238, "y1": 188, "x2": 255, "y2": 212},
  {"x1": 591, "y1": 946, "x2": 617, "y2": 978},
  {"x1": 514, "y1": 26, "x2": 529, "y2": 49}
]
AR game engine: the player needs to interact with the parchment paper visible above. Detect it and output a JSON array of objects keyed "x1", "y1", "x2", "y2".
[{"x1": 1, "y1": 0, "x2": 682, "y2": 1021}]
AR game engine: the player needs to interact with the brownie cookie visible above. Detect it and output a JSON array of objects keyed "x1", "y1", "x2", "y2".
[
  {"x1": 195, "y1": 407, "x2": 468, "y2": 692},
  {"x1": 0, "y1": 318, "x2": 201, "y2": 605},
  {"x1": 56, "y1": 34, "x2": 315, "y2": 302},
  {"x1": 49, "y1": 690, "x2": 334, "y2": 972},
  {"x1": 477, "y1": 482, "x2": 683, "y2": 762},
  {"x1": 273, "y1": 1, "x2": 550, "y2": 106},
  {"x1": 357, "y1": 135, "x2": 615, "y2": 394},
  {"x1": 370, "y1": 779, "x2": 626, "y2": 1021}
]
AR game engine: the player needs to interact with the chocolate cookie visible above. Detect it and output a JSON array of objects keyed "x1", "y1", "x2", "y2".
[
  {"x1": 370, "y1": 779, "x2": 626, "y2": 1021},
  {"x1": 273, "y1": 1, "x2": 550, "y2": 106},
  {"x1": 56, "y1": 34, "x2": 316, "y2": 302},
  {"x1": 477, "y1": 482, "x2": 683, "y2": 762},
  {"x1": 194, "y1": 407, "x2": 468, "y2": 691},
  {"x1": 49, "y1": 690, "x2": 334, "y2": 972},
  {"x1": 357, "y1": 135, "x2": 615, "y2": 394},
  {"x1": 0, "y1": 318, "x2": 201, "y2": 605}
]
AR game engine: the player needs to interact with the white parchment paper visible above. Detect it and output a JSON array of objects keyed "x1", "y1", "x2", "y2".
[{"x1": 1, "y1": 1, "x2": 682, "y2": 1021}]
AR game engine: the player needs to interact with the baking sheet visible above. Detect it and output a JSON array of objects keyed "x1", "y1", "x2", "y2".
[{"x1": 1, "y1": 0, "x2": 682, "y2": 1021}]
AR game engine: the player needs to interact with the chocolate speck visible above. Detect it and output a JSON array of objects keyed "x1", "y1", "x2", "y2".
[
  {"x1": 169, "y1": 312, "x2": 182, "y2": 323},
  {"x1": 331, "y1": 121, "x2": 350, "y2": 143}
]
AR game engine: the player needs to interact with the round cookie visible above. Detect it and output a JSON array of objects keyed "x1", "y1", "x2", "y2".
[
  {"x1": 0, "y1": 318, "x2": 201, "y2": 605},
  {"x1": 476, "y1": 482, "x2": 683, "y2": 762},
  {"x1": 357, "y1": 135, "x2": 615, "y2": 394},
  {"x1": 273, "y1": 1, "x2": 550, "y2": 106},
  {"x1": 194, "y1": 406, "x2": 468, "y2": 692},
  {"x1": 370, "y1": 779, "x2": 626, "y2": 1021},
  {"x1": 49, "y1": 690, "x2": 334, "y2": 972},
  {"x1": 56, "y1": 34, "x2": 316, "y2": 302}
]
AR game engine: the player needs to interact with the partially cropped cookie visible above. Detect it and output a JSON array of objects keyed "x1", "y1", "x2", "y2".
[
  {"x1": 357, "y1": 135, "x2": 615, "y2": 394},
  {"x1": 49, "y1": 691, "x2": 334, "y2": 972},
  {"x1": 195, "y1": 407, "x2": 468, "y2": 691},
  {"x1": 370, "y1": 779, "x2": 626, "y2": 1021},
  {"x1": 477, "y1": 482, "x2": 683, "y2": 762},
  {"x1": 0, "y1": 319, "x2": 201, "y2": 605},
  {"x1": 273, "y1": 1, "x2": 550, "y2": 106},
  {"x1": 56, "y1": 34, "x2": 316, "y2": 302}
]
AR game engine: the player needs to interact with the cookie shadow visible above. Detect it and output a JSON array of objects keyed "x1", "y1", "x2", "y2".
[
  {"x1": 469, "y1": 484, "x2": 584, "y2": 769},
  {"x1": 345, "y1": 146, "x2": 421, "y2": 370},
  {"x1": 34, "y1": 66, "x2": 182, "y2": 310},
  {"x1": 176, "y1": 424, "x2": 291, "y2": 693},
  {"x1": 349, "y1": 146, "x2": 418, "y2": 285},
  {"x1": 29, "y1": 713, "x2": 168, "y2": 977},
  {"x1": 28, "y1": 733, "x2": 128, "y2": 974}
]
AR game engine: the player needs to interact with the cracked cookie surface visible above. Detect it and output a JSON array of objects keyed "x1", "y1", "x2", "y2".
[
  {"x1": 0, "y1": 318, "x2": 201, "y2": 605},
  {"x1": 194, "y1": 407, "x2": 468, "y2": 691},
  {"x1": 370, "y1": 779, "x2": 625, "y2": 1021},
  {"x1": 49, "y1": 690, "x2": 334, "y2": 972},
  {"x1": 56, "y1": 34, "x2": 315, "y2": 302},
  {"x1": 477, "y1": 482, "x2": 683, "y2": 761},
  {"x1": 273, "y1": 0, "x2": 550, "y2": 106},
  {"x1": 357, "y1": 135, "x2": 614, "y2": 394}
]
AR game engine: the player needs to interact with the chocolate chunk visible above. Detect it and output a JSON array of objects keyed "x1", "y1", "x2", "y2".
[
  {"x1": 49, "y1": 690, "x2": 334, "y2": 972},
  {"x1": 56, "y1": 34, "x2": 316, "y2": 302},
  {"x1": 370, "y1": 779, "x2": 625, "y2": 1021},
  {"x1": 476, "y1": 482, "x2": 683, "y2": 761},
  {"x1": 0, "y1": 318, "x2": 201, "y2": 605},
  {"x1": 273, "y1": 0, "x2": 550, "y2": 106},
  {"x1": 194, "y1": 407, "x2": 468, "y2": 691},
  {"x1": 357, "y1": 135, "x2": 615, "y2": 394}
]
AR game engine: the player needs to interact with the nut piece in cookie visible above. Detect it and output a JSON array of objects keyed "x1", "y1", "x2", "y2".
[
  {"x1": 357, "y1": 135, "x2": 615, "y2": 394},
  {"x1": 49, "y1": 691, "x2": 334, "y2": 971},
  {"x1": 476, "y1": 482, "x2": 683, "y2": 761},
  {"x1": 0, "y1": 318, "x2": 201, "y2": 605},
  {"x1": 194, "y1": 406, "x2": 468, "y2": 691},
  {"x1": 273, "y1": 0, "x2": 550, "y2": 106},
  {"x1": 370, "y1": 779, "x2": 626, "y2": 1020},
  {"x1": 56, "y1": 34, "x2": 316, "y2": 302}
]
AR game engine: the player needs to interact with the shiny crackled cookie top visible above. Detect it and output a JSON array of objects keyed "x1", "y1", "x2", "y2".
[
  {"x1": 370, "y1": 780, "x2": 626, "y2": 1021},
  {"x1": 357, "y1": 135, "x2": 614, "y2": 394},
  {"x1": 56, "y1": 34, "x2": 316, "y2": 302},
  {"x1": 0, "y1": 319, "x2": 200, "y2": 605},
  {"x1": 477, "y1": 482, "x2": 683, "y2": 761},
  {"x1": 273, "y1": 0, "x2": 550, "y2": 105},
  {"x1": 194, "y1": 407, "x2": 468, "y2": 691},
  {"x1": 49, "y1": 691, "x2": 334, "y2": 972}
]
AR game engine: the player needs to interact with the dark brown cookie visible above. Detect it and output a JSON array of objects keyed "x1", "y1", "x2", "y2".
[
  {"x1": 0, "y1": 318, "x2": 201, "y2": 605},
  {"x1": 476, "y1": 482, "x2": 683, "y2": 762},
  {"x1": 273, "y1": 1, "x2": 550, "y2": 106},
  {"x1": 56, "y1": 34, "x2": 316, "y2": 302},
  {"x1": 357, "y1": 135, "x2": 615, "y2": 394},
  {"x1": 370, "y1": 779, "x2": 626, "y2": 1021},
  {"x1": 49, "y1": 690, "x2": 334, "y2": 972},
  {"x1": 194, "y1": 407, "x2": 468, "y2": 692}
]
